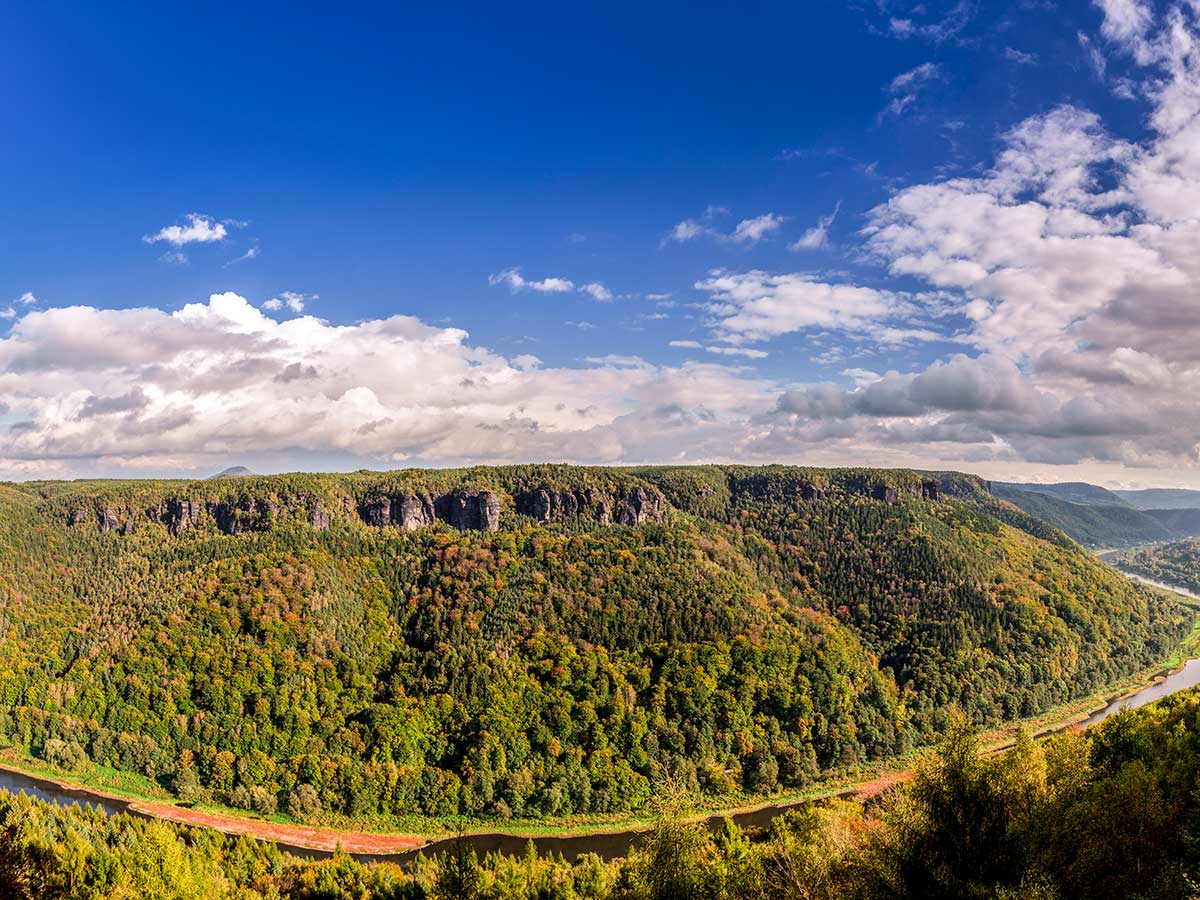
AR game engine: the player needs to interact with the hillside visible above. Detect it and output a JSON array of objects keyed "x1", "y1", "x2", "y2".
[
  {"x1": 1110, "y1": 538, "x2": 1200, "y2": 594},
  {"x1": 1145, "y1": 507, "x2": 1200, "y2": 536},
  {"x1": 7, "y1": 686, "x2": 1200, "y2": 899},
  {"x1": 990, "y1": 483, "x2": 1175, "y2": 548},
  {"x1": 993, "y1": 480, "x2": 1134, "y2": 508},
  {"x1": 0, "y1": 465, "x2": 1187, "y2": 825},
  {"x1": 1115, "y1": 488, "x2": 1200, "y2": 510}
]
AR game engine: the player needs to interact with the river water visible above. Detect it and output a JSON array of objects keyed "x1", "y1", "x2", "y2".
[{"x1": 4, "y1": 565, "x2": 1200, "y2": 864}]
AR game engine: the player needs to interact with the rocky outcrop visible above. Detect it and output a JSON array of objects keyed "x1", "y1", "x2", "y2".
[
  {"x1": 871, "y1": 484, "x2": 901, "y2": 505},
  {"x1": 362, "y1": 498, "x2": 392, "y2": 528},
  {"x1": 514, "y1": 485, "x2": 668, "y2": 526},
  {"x1": 360, "y1": 489, "x2": 499, "y2": 532},
  {"x1": 515, "y1": 488, "x2": 602, "y2": 522},
  {"x1": 311, "y1": 500, "x2": 330, "y2": 531},
  {"x1": 98, "y1": 507, "x2": 122, "y2": 533},
  {"x1": 396, "y1": 493, "x2": 436, "y2": 530},
  {"x1": 162, "y1": 499, "x2": 205, "y2": 536},
  {"x1": 870, "y1": 480, "x2": 941, "y2": 505},
  {"x1": 210, "y1": 498, "x2": 278, "y2": 535},
  {"x1": 435, "y1": 490, "x2": 500, "y2": 531},
  {"x1": 613, "y1": 486, "x2": 667, "y2": 525}
]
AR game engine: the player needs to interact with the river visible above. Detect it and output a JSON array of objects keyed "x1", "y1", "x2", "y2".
[
  {"x1": 4, "y1": 564, "x2": 1200, "y2": 864},
  {"x1": 1080, "y1": 568, "x2": 1200, "y2": 727}
]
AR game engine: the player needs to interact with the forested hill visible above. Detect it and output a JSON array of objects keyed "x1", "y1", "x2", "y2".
[
  {"x1": 1110, "y1": 538, "x2": 1200, "y2": 594},
  {"x1": 989, "y1": 480, "x2": 1200, "y2": 549},
  {"x1": 0, "y1": 465, "x2": 1187, "y2": 825}
]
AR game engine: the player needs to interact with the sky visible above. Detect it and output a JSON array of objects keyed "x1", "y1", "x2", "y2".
[{"x1": 4, "y1": 1, "x2": 1200, "y2": 487}]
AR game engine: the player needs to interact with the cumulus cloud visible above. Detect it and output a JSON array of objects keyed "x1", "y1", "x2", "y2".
[
  {"x1": 143, "y1": 213, "x2": 229, "y2": 247},
  {"x1": 579, "y1": 282, "x2": 614, "y2": 301},
  {"x1": 0, "y1": 292, "x2": 789, "y2": 478},
  {"x1": 263, "y1": 291, "x2": 313, "y2": 313},
  {"x1": 694, "y1": 270, "x2": 952, "y2": 347},
  {"x1": 744, "y1": 0, "x2": 1200, "y2": 472}
]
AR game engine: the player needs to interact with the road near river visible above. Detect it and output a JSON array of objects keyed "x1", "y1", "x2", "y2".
[{"x1": 3, "y1": 565, "x2": 1199, "y2": 864}]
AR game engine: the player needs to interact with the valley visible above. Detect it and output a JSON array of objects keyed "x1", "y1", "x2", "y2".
[{"x1": 0, "y1": 466, "x2": 1192, "y2": 832}]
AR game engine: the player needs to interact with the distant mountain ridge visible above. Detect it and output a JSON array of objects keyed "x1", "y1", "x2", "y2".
[
  {"x1": 1116, "y1": 488, "x2": 1200, "y2": 510},
  {"x1": 992, "y1": 480, "x2": 1200, "y2": 548},
  {"x1": 208, "y1": 465, "x2": 256, "y2": 479},
  {"x1": 993, "y1": 481, "x2": 1134, "y2": 508},
  {"x1": 991, "y1": 485, "x2": 1170, "y2": 548}
]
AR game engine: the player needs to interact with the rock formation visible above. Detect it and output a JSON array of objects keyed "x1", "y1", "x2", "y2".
[
  {"x1": 434, "y1": 490, "x2": 500, "y2": 531},
  {"x1": 514, "y1": 485, "x2": 668, "y2": 526},
  {"x1": 358, "y1": 489, "x2": 499, "y2": 531},
  {"x1": 310, "y1": 499, "x2": 330, "y2": 531},
  {"x1": 98, "y1": 508, "x2": 122, "y2": 533},
  {"x1": 613, "y1": 486, "x2": 666, "y2": 525},
  {"x1": 162, "y1": 499, "x2": 205, "y2": 536}
]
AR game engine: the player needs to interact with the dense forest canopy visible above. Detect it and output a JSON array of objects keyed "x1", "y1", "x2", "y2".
[
  {"x1": 0, "y1": 465, "x2": 1187, "y2": 824},
  {"x1": 9, "y1": 685, "x2": 1200, "y2": 899},
  {"x1": 1110, "y1": 539, "x2": 1200, "y2": 594}
]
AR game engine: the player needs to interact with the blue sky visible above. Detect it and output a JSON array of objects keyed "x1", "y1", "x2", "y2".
[{"x1": 4, "y1": 1, "x2": 1200, "y2": 486}]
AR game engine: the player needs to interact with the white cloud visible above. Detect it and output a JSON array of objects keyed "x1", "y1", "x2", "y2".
[
  {"x1": 669, "y1": 340, "x2": 703, "y2": 349},
  {"x1": 889, "y1": 62, "x2": 940, "y2": 93},
  {"x1": 882, "y1": 62, "x2": 941, "y2": 119},
  {"x1": 695, "y1": 270, "x2": 949, "y2": 346},
  {"x1": 790, "y1": 202, "x2": 841, "y2": 251},
  {"x1": 0, "y1": 292, "x2": 791, "y2": 477},
  {"x1": 1096, "y1": 0, "x2": 1156, "y2": 62},
  {"x1": 706, "y1": 345, "x2": 769, "y2": 359},
  {"x1": 666, "y1": 211, "x2": 786, "y2": 245},
  {"x1": 669, "y1": 220, "x2": 709, "y2": 242},
  {"x1": 1079, "y1": 31, "x2": 1109, "y2": 80},
  {"x1": 1005, "y1": 47, "x2": 1038, "y2": 65},
  {"x1": 144, "y1": 213, "x2": 229, "y2": 247},
  {"x1": 579, "y1": 282, "x2": 614, "y2": 301},
  {"x1": 263, "y1": 291, "x2": 314, "y2": 313},
  {"x1": 489, "y1": 268, "x2": 575, "y2": 294},
  {"x1": 885, "y1": 1, "x2": 971, "y2": 43},
  {"x1": 731, "y1": 213, "x2": 786, "y2": 243},
  {"x1": 226, "y1": 246, "x2": 260, "y2": 266},
  {"x1": 16, "y1": 292, "x2": 36, "y2": 305},
  {"x1": 489, "y1": 268, "x2": 614, "y2": 302}
]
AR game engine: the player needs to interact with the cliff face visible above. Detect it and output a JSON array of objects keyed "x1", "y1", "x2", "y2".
[
  {"x1": 56, "y1": 466, "x2": 947, "y2": 538},
  {"x1": 361, "y1": 490, "x2": 499, "y2": 532},
  {"x1": 513, "y1": 485, "x2": 668, "y2": 526}
]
